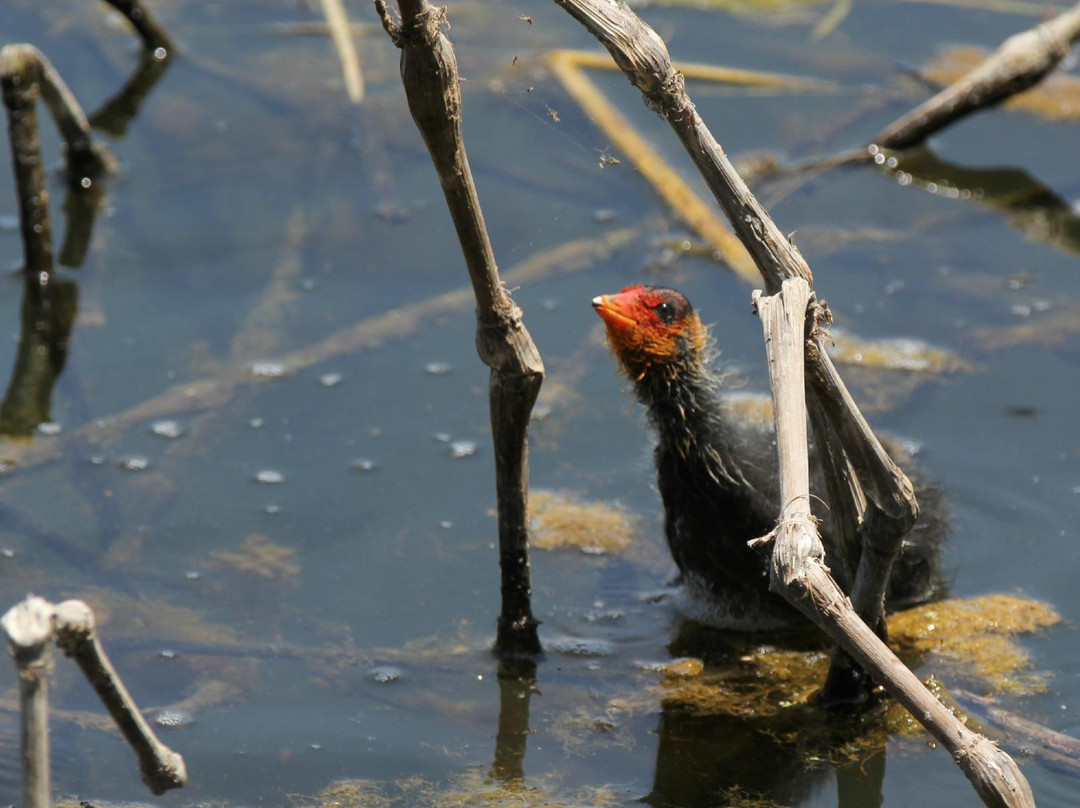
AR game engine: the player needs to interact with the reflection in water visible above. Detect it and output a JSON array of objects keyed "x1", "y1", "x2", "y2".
[
  {"x1": 0, "y1": 275, "x2": 78, "y2": 438},
  {"x1": 1, "y1": 36, "x2": 170, "y2": 436},
  {"x1": 89, "y1": 51, "x2": 170, "y2": 139},
  {"x1": 490, "y1": 658, "x2": 538, "y2": 785},
  {"x1": 58, "y1": 182, "x2": 106, "y2": 269},
  {"x1": 890, "y1": 147, "x2": 1080, "y2": 256}
]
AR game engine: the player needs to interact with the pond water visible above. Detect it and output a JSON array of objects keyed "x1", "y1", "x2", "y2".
[{"x1": 2, "y1": 0, "x2": 1079, "y2": 806}]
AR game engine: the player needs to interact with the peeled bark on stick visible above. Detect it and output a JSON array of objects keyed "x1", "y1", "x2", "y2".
[
  {"x1": 754, "y1": 279, "x2": 1034, "y2": 808},
  {"x1": 873, "y1": 0, "x2": 1080, "y2": 150},
  {"x1": 376, "y1": 0, "x2": 544, "y2": 656}
]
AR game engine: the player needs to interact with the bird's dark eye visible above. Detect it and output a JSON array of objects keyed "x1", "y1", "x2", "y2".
[{"x1": 654, "y1": 301, "x2": 676, "y2": 324}]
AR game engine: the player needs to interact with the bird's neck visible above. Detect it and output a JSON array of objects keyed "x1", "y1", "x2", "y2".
[{"x1": 634, "y1": 359, "x2": 751, "y2": 490}]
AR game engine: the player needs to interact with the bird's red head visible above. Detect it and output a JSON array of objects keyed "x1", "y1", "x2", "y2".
[{"x1": 592, "y1": 285, "x2": 706, "y2": 379}]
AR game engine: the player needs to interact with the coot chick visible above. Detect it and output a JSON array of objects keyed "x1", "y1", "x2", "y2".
[{"x1": 592, "y1": 284, "x2": 943, "y2": 630}]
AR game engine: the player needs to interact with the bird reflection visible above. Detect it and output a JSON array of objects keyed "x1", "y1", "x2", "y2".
[{"x1": 487, "y1": 635, "x2": 895, "y2": 808}]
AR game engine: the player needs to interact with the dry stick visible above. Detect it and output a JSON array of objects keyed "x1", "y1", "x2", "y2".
[
  {"x1": 52, "y1": 601, "x2": 186, "y2": 794},
  {"x1": 376, "y1": 0, "x2": 545, "y2": 656},
  {"x1": 754, "y1": 280, "x2": 1035, "y2": 808},
  {"x1": 872, "y1": 0, "x2": 1080, "y2": 149},
  {"x1": 101, "y1": 0, "x2": 175, "y2": 55},
  {"x1": 1, "y1": 596, "x2": 54, "y2": 808},
  {"x1": 1, "y1": 47, "x2": 53, "y2": 274},
  {"x1": 321, "y1": 0, "x2": 366, "y2": 103},
  {"x1": 1, "y1": 45, "x2": 118, "y2": 192},
  {"x1": 550, "y1": 1, "x2": 1033, "y2": 804}
]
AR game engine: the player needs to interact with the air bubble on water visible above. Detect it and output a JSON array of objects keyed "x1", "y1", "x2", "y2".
[
  {"x1": 369, "y1": 666, "x2": 403, "y2": 684},
  {"x1": 119, "y1": 456, "x2": 150, "y2": 471},
  {"x1": 352, "y1": 459, "x2": 377, "y2": 472},
  {"x1": 151, "y1": 420, "x2": 184, "y2": 439},
  {"x1": 433, "y1": 432, "x2": 452, "y2": 443},
  {"x1": 425, "y1": 361, "x2": 452, "y2": 375},
  {"x1": 250, "y1": 361, "x2": 288, "y2": 378},
  {"x1": 320, "y1": 372, "x2": 343, "y2": 387},
  {"x1": 266, "y1": 504, "x2": 281, "y2": 514},
  {"x1": 250, "y1": 417, "x2": 265, "y2": 429},
  {"x1": 153, "y1": 709, "x2": 193, "y2": 729},
  {"x1": 37, "y1": 422, "x2": 61, "y2": 436},
  {"x1": 449, "y1": 440, "x2": 476, "y2": 458},
  {"x1": 255, "y1": 469, "x2": 285, "y2": 484}
]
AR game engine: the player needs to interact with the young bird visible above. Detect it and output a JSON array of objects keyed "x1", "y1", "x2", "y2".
[{"x1": 592, "y1": 284, "x2": 942, "y2": 630}]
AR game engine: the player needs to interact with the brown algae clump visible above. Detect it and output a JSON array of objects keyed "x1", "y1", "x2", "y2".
[
  {"x1": 209, "y1": 533, "x2": 301, "y2": 581},
  {"x1": 886, "y1": 594, "x2": 1061, "y2": 695},
  {"x1": 528, "y1": 490, "x2": 637, "y2": 554},
  {"x1": 301, "y1": 770, "x2": 621, "y2": 808}
]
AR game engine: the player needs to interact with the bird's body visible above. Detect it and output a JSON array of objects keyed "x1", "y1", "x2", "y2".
[{"x1": 592, "y1": 285, "x2": 942, "y2": 630}]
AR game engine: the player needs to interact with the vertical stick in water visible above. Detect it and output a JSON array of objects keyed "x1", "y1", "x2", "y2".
[{"x1": 376, "y1": 0, "x2": 544, "y2": 656}]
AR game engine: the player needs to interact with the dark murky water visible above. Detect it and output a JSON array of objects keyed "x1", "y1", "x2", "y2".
[{"x1": 2, "y1": 1, "x2": 1079, "y2": 806}]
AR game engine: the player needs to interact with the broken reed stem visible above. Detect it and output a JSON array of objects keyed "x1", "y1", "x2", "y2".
[
  {"x1": 377, "y1": 0, "x2": 544, "y2": 656},
  {"x1": 101, "y1": 0, "x2": 175, "y2": 55},
  {"x1": 1, "y1": 47, "x2": 53, "y2": 274},
  {"x1": 1, "y1": 597, "x2": 54, "y2": 808},
  {"x1": 1, "y1": 44, "x2": 117, "y2": 202},
  {"x1": 52, "y1": 601, "x2": 186, "y2": 794},
  {"x1": 872, "y1": 0, "x2": 1080, "y2": 149},
  {"x1": 754, "y1": 280, "x2": 1035, "y2": 808}
]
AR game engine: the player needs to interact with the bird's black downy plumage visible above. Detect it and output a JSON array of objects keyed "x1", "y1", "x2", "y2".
[{"x1": 593, "y1": 285, "x2": 944, "y2": 629}]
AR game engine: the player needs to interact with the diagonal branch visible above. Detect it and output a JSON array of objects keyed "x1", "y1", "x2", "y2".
[{"x1": 872, "y1": 1, "x2": 1080, "y2": 149}]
